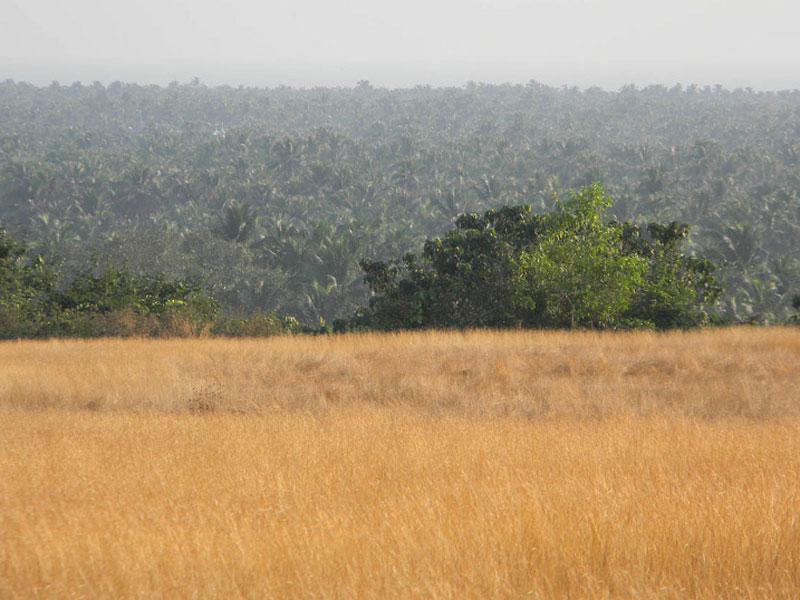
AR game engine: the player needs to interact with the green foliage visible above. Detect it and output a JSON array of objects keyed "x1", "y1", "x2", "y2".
[
  {"x1": 623, "y1": 223, "x2": 721, "y2": 328},
  {"x1": 360, "y1": 205, "x2": 544, "y2": 329},
  {"x1": 789, "y1": 294, "x2": 800, "y2": 326},
  {"x1": 0, "y1": 225, "x2": 314, "y2": 338},
  {"x1": 1, "y1": 80, "x2": 799, "y2": 323},
  {"x1": 215, "y1": 200, "x2": 257, "y2": 244},
  {"x1": 358, "y1": 185, "x2": 720, "y2": 331},
  {"x1": 0, "y1": 227, "x2": 221, "y2": 338},
  {"x1": 0, "y1": 226, "x2": 31, "y2": 309},
  {"x1": 513, "y1": 185, "x2": 647, "y2": 328},
  {"x1": 0, "y1": 225, "x2": 57, "y2": 322},
  {"x1": 209, "y1": 312, "x2": 307, "y2": 337},
  {"x1": 58, "y1": 265, "x2": 197, "y2": 315}
]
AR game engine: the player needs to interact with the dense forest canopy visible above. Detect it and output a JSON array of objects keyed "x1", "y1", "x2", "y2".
[{"x1": 1, "y1": 78, "x2": 799, "y2": 326}]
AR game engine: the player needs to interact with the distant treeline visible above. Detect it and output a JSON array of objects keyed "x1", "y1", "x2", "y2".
[
  {"x1": 3, "y1": 184, "x2": 735, "y2": 337},
  {"x1": 1, "y1": 79, "x2": 799, "y2": 328}
]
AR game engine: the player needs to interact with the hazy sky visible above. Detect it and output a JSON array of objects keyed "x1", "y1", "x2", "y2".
[{"x1": 2, "y1": 0, "x2": 800, "y2": 89}]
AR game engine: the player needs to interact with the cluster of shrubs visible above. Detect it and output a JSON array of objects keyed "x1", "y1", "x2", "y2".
[
  {"x1": 0, "y1": 226, "x2": 305, "y2": 339},
  {"x1": 349, "y1": 185, "x2": 725, "y2": 331}
]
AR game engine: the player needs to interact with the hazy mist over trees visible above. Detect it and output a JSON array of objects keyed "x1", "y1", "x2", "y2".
[{"x1": 1, "y1": 78, "x2": 799, "y2": 332}]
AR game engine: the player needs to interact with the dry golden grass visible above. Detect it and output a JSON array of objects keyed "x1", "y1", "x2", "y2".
[
  {"x1": 2, "y1": 327, "x2": 800, "y2": 598},
  {"x1": 1, "y1": 326, "x2": 799, "y2": 417}
]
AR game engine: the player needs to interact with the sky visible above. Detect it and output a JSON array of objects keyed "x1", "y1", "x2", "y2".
[{"x1": 2, "y1": 0, "x2": 800, "y2": 90}]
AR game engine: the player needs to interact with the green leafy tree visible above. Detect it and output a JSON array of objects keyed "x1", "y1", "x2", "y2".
[
  {"x1": 358, "y1": 184, "x2": 720, "y2": 330},
  {"x1": 0, "y1": 226, "x2": 56, "y2": 329},
  {"x1": 360, "y1": 204, "x2": 544, "y2": 329},
  {"x1": 0, "y1": 225, "x2": 32, "y2": 309},
  {"x1": 622, "y1": 221, "x2": 721, "y2": 328},
  {"x1": 513, "y1": 184, "x2": 647, "y2": 328}
]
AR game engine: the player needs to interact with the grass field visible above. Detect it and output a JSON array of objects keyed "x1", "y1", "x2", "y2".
[{"x1": 2, "y1": 327, "x2": 800, "y2": 598}]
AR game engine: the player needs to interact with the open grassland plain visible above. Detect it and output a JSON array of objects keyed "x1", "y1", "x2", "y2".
[{"x1": 1, "y1": 327, "x2": 800, "y2": 599}]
